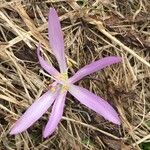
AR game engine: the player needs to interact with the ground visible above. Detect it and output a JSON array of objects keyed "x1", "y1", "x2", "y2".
[{"x1": 0, "y1": 0, "x2": 150, "y2": 150}]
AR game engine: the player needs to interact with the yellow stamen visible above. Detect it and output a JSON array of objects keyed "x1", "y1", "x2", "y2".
[
  {"x1": 58, "y1": 72, "x2": 68, "y2": 82},
  {"x1": 61, "y1": 85, "x2": 69, "y2": 93},
  {"x1": 49, "y1": 86, "x2": 56, "y2": 93}
]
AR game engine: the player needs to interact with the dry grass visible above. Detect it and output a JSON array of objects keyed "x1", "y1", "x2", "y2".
[{"x1": 0, "y1": 0, "x2": 150, "y2": 149}]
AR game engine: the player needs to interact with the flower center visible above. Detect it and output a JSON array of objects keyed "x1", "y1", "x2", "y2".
[{"x1": 57, "y1": 72, "x2": 70, "y2": 93}]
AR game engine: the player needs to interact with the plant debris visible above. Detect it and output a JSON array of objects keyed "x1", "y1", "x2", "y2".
[{"x1": 0, "y1": 0, "x2": 150, "y2": 149}]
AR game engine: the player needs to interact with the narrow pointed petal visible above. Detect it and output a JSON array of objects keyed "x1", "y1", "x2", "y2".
[
  {"x1": 69, "y1": 85, "x2": 121, "y2": 125},
  {"x1": 37, "y1": 44, "x2": 60, "y2": 77},
  {"x1": 48, "y1": 8, "x2": 67, "y2": 73},
  {"x1": 43, "y1": 91, "x2": 67, "y2": 138},
  {"x1": 69, "y1": 56, "x2": 122, "y2": 83},
  {"x1": 10, "y1": 89, "x2": 60, "y2": 135}
]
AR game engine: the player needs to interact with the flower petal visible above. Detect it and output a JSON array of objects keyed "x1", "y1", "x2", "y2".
[
  {"x1": 10, "y1": 89, "x2": 60, "y2": 135},
  {"x1": 69, "y1": 56, "x2": 122, "y2": 83},
  {"x1": 69, "y1": 85, "x2": 121, "y2": 125},
  {"x1": 48, "y1": 8, "x2": 67, "y2": 73},
  {"x1": 37, "y1": 44, "x2": 60, "y2": 77},
  {"x1": 43, "y1": 91, "x2": 67, "y2": 138}
]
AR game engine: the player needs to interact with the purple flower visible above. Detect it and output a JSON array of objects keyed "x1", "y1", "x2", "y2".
[{"x1": 10, "y1": 8, "x2": 122, "y2": 138}]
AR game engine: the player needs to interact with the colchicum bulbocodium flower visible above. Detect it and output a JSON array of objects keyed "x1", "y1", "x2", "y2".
[{"x1": 10, "y1": 8, "x2": 122, "y2": 138}]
